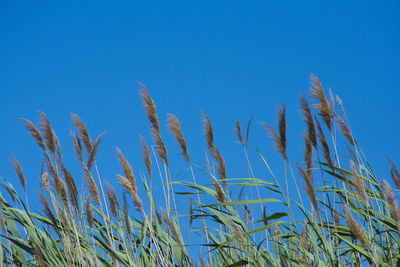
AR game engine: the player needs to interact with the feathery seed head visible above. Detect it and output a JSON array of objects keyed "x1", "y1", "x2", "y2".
[
  {"x1": 202, "y1": 112, "x2": 214, "y2": 155},
  {"x1": 310, "y1": 75, "x2": 333, "y2": 131},
  {"x1": 19, "y1": 118, "x2": 46, "y2": 150},
  {"x1": 140, "y1": 136, "x2": 152, "y2": 181},
  {"x1": 71, "y1": 113, "x2": 92, "y2": 154},
  {"x1": 11, "y1": 155, "x2": 26, "y2": 191},
  {"x1": 167, "y1": 114, "x2": 190, "y2": 163}
]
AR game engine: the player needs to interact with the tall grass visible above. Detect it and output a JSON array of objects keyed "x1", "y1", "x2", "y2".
[{"x1": 1, "y1": 75, "x2": 399, "y2": 266}]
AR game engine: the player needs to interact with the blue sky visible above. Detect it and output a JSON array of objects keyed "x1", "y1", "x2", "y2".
[{"x1": 0, "y1": 1, "x2": 399, "y2": 231}]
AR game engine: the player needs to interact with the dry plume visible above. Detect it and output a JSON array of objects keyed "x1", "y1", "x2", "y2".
[
  {"x1": 87, "y1": 132, "x2": 105, "y2": 170},
  {"x1": 71, "y1": 133, "x2": 84, "y2": 164},
  {"x1": 117, "y1": 148, "x2": 137, "y2": 194},
  {"x1": 310, "y1": 75, "x2": 333, "y2": 131},
  {"x1": 202, "y1": 112, "x2": 214, "y2": 155},
  {"x1": 163, "y1": 210, "x2": 184, "y2": 250},
  {"x1": 245, "y1": 116, "x2": 253, "y2": 146},
  {"x1": 151, "y1": 128, "x2": 169, "y2": 166},
  {"x1": 122, "y1": 195, "x2": 131, "y2": 237},
  {"x1": 19, "y1": 118, "x2": 46, "y2": 150},
  {"x1": 386, "y1": 157, "x2": 400, "y2": 190},
  {"x1": 299, "y1": 94, "x2": 317, "y2": 148},
  {"x1": 336, "y1": 114, "x2": 354, "y2": 145},
  {"x1": 40, "y1": 192, "x2": 57, "y2": 227},
  {"x1": 140, "y1": 136, "x2": 152, "y2": 181},
  {"x1": 343, "y1": 205, "x2": 367, "y2": 247},
  {"x1": 139, "y1": 81, "x2": 160, "y2": 133},
  {"x1": 85, "y1": 195, "x2": 94, "y2": 229},
  {"x1": 59, "y1": 162, "x2": 79, "y2": 213},
  {"x1": 106, "y1": 183, "x2": 119, "y2": 217},
  {"x1": 40, "y1": 172, "x2": 50, "y2": 193},
  {"x1": 71, "y1": 113, "x2": 92, "y2": 154},
  {"x1": 84, "y1": 166, "x2": 100, "y2": 205},
  {"x1": 213, "y1": 146, "x2": 227, "y2": 190},
  {"x1": 11, "y1": 155, "x2": 26, "y2": 191},
  {"x1": 297, "y1": 164, "x2": 319, "y2": 216},
  {"x1": 235, "y1": 120, "x2": 244, "y2": 146},
  {"x1": 38, "y1": 112, "x2": 57, "y2": 155},
  {"x1": 168, "y1": 114, "x2": 190, "y2": 163},
  {"x1": 350, "y1": 162, "x2": 367, "y2": 206},
  {"x1": 212, "y1": 179, "x2": 225, "y2": 203},
  {"x1": 382, "y1": 180, "x2": 400, "y2": 229},
  {"x1": 315, "y1": 118, "x2": 333, "y2": 169}
]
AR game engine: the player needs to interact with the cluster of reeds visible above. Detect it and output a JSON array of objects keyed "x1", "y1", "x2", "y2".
[{"x1": 0, "y1": 75, "x2": 399, "y2": 266}]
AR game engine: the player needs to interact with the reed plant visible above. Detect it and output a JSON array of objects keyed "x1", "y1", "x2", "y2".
[{"x1": 0, "y1": 75, "x2": 399, "y2": 266}]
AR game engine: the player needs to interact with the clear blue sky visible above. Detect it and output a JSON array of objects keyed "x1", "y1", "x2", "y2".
[{"x1": 0, "y1": 1, "x2": 399, "y2": 223}]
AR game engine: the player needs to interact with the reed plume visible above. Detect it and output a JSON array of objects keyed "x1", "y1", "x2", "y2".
[
  {"x1": 299, "y1": 94, "x2": 317, "y2": 148},
  {"x1": 235, "y1": 120, "x2": 244, "y2": 146},
  {"x1": 262, "y1": 205, "x2": 268, "y2": 226},
  {"x1": 71, "y1": 113, "x2": 92, "y2": 154},
  {"x1": 119, "y1": 174, "x2": 144, "y2": 212},
  {"x1": 213, "y1": 146, "x2": 227, "y2": 190},
  {"x1": 315, "y1": 118, "x2": 333, "y2": 169},
  {"x1": 167, "y1": 114, "x2": 190, "y2": 163},
  {"x1": 303, "y1": 136, "x2": 314, "y2": 178},
  {"x1": 263, "y1": 104, "x2": 288, "y2": 161},
  {"x1": 38, "y1": 112, "x2": 61, "y2": 158},
  {"x1": 229, "y1": 219, "x2": 246, "y2": 248},
  {"x1": 386, "y1": 157, "x2": 400, "y2": 190},
  {"x1": 85, "y1": 195, "x2": 94, "y2": 229},
  {"x1": 333, "y1": 210, "x2": 341, "y2": 227},
  {"x1": 140, "y1": 136, "x2": 152, "y2": 181},
  {"x1": 71, "y1": 133, "x2": 84, "y2": 164},
  {"x1": 38, "y1": 112, "x2": 56, "y2": 154},
  {"x1": 3, "y1": 185, "x2": 15, "y2": 203},
  {"x1": 347, "y1": 145, "x2": 357, "y2": 163},
  {"x1": 245, "y1": 116, "x2": 253, "y2": 147},
  {"x1": 40, "y1": 172, "x2": 50, "y2": 193},
  {"x1": 336, "y1": 114, "x2": 354, "y2": 145},
  {"x1": 117, "y1": 148, "x2": 137, "y2": 194},
  {"x1": 189, "y1": 196, "x2": 194, "y2": 228},
  {"x1": 151, "y1": 128, "x2": 169, "y2": 166},
  {"x1": 122, "y1": 194, "x2": 131, "y2": 237},
  {"x1": 350, "y1": 162, "x2": 367, "y2": 206},
  {"x1": 163, "y1": 211, "x2": 184, "y2": 250},
  {"x1": 55, "y1": 202, "x2": 71, "y2": 240},
  {"x1": 335, "y1": 94, "x2": 347, "y2": 118},
  {"x1": 32, "y1": 239, "x2": 46, "y2": 267},
  {"x1": 10, "y1": 155, "x2": 26, "y2": 191},
  {"x1": 243, "y1": 205, "x2": 250, "y2": 229},
  {"x1": 300, "y1": 224, "x2": 308, "y2": 250},
  {"x1": 382, "y1": 180, "x2": 400, "y2": 231},
  {"x1": 297, "y1": 164, "x2": 319, "y2": 216},
  {"x1": 343, "y1": 205, "x2": 367, "y2": 247},
  {"x1": 300, "y1": 224, "x2": 311, "y2": 267},
  {"x1": 87, "y1": 132, "x2": 105, "y2": 170},
  {"x1": 59, "y1": 162, "x2": 79, "y2": 213},
  {"x1": 139, "y1": 83, "x2": 168, "y2": 166},
  {"x1": 84, "y1": 166, "x2": 100, "y2": 205},
  {"x1": 19, "y1": 118, "x2": 46, "y2": 150},
  {"x1": 106, "y1": 183, "x2": 119, "y2": 217},
  {"x1": 39, "y1": 193, "x2": 56, "y2": 226},
  {"x1": 116, "y1": 148, "x2": 144, "y2": 212},
  {"x1": 212, "y1": 179, "x2": 225, "y2": 203},
  {"x1": 310, "y1": 75, "x2": 333, "y2": 131},
  {"x1": 202, "y1": 112, "x2": 214, "y2": 155},
  {"x1": 138, "y1": 81, "x2": 160, "y2": 133},
  {"x1": 54, "y1": 170, "x2": 69, "y2": 210}
]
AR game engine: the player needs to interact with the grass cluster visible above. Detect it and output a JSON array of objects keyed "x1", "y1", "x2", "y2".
[{"x1": 1, "y1": 75, "x2": 399, "y2": 266}]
